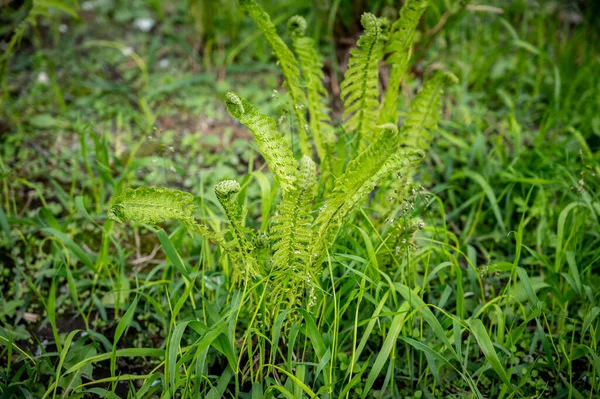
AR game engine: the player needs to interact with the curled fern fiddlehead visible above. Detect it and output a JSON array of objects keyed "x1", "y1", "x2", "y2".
[
  {"x1": 215, "y1": 179, "x2": 260, "y2": 282},
  {"x1": 225, "y1": 92, "x2": 298, "y2": 192},
  {"x1": 340, "y1": 13, "x2": 386, "y2": 147},
  {"x1": 239, "y1": 0, "x2": 311, "y2": 157}
]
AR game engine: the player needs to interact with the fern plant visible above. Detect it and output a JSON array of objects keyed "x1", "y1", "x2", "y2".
[
  {"x1": 109, "y1": 0, "x2": 455, "y2": 329},
  {"x1": 340, "y1": 13, "x2": 386, "y2": 147},
  {"x1": 287, "y1": 16, "x2": 335, "y2": 167}
]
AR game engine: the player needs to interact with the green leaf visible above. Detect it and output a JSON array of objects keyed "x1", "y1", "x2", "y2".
[
  {"x1": 111, "y1": 296, "x2": 139, "y2": 375},
  {"x1": 225, "y1": 93, "x2": 298, "y2": 191},
  {"x1": 361, "y1": 300, "x2": 411, "y2": 397},
  {"x1": 453, "y1": 171, "x2": 505, "y2": 232},
  {"x1": 583, "y1": 307, "x2": 600, "y2": 335},
  {"x1": 394, "y1": 284, "x2": 458, "y2": 359},
  {"x1": 0, "y1": 205, "x2": 13, "y2": 246},
  {"x1": 340, "y1": 13, "x2": 385, "y2": 145},
  {"x1": 380, "y1": 0, "x2": 431, "y2": 123},
  {"x1": 239, "y1": 0, "x2": 310, "y2": 156},
  {"x1": 41, "y1": 228, "x2": 95, "y2": 271},
  {"x1": 156, "y1": 229, "x2": 191, "y2": 281},
  {"x1": 467, "y1": 319, "x2": 514, "y2": 390},
  {"x1": 288, "y1": 15, "x2": 335, "y2": 163},
  {"x1": 108, "y1": 186, "x2": 197, "y2": 230}
]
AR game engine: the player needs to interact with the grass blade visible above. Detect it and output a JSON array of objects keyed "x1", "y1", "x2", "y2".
[
  {"x1": 467, "y1": 319, "x2": 514, "y2": 391},
  {"x1": 361, "y1": 300, "x2": 410, "y2": 397}
]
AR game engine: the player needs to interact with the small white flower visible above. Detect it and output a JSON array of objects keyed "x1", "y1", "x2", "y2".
[
  {"x1": 122, "y1": 46, "x2": 134, "y2": 57},
  {"x1": 58, "y1": 24, "x2": 68, "y2": 33},
  {"x1": 134, "y1": 18, "x2": 155, "y2": 32},
  {"x1": 158, "y1": 59, "x2": 169, "y2": 69},
  {"x1": 37, "y1": 72, "x2": 49, "y2": 84}
]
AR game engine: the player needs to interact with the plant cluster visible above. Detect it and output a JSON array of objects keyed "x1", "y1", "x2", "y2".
[
  {"x1": 1, "y1": 0, "x2": 599, "y2": 397},
  {"x1": 109, "y1": 0, "x2": 455, "y2": 329}
]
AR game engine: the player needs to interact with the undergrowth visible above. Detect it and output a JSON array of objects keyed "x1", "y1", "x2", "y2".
[{"x1": 1, "y1": 0, "x2": 599, "y2": 398}]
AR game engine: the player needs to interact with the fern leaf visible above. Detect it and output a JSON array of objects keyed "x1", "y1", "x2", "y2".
[
  {"x1": 309, "y1": 124, "x2": 423, "y2": 265},
  {"x1": 268, "y1": 155, "x2": 317, "y2": 319},
  {"x1": 288, "y1": 16, "x2": 335, "y2": 165},
  {"x1": 380, "y1": 0, "x2": 431, "y2": 123},
  {"x1": 215, "y1": 180, "x2": 247, "y2": 245},
  {"x1": 215, "y1": 180, "x2": 260, "y2": 282},
  {"x1": 271, "y1": 155, "x2": 317, "y2": 273},
  {"x1": 401, "y1": 72, "x2": 458, "y2": 150},
  {"x1": 239, "y1": 0, "x2": 311, "y2": 156},
  {"x1": 109, "y1": 186, "x2": 197, "y2": 228},
  {"x1": 340, "y1": 13, "x2": 385, "y2": 146},
  {"x1": 226, "y1": 92, "x2": 298, "y2": 192},
  {"x1": 109, "y1": 186, "x2": 226, "y2": 245}
]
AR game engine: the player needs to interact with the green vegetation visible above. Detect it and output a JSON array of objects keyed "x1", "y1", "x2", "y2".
[{"x1": 1, "y1": 0, "x2": 599, "y2": 398}]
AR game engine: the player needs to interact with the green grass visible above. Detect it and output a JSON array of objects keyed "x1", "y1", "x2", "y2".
[{"x1": 1, "y1": 0, "x2": 600, "y2": 398}]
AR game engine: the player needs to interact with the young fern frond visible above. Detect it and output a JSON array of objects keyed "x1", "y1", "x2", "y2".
[
  {"x1": 225, "y1": 92, "x2": 298, "y2": 192},
  {"x1": 340, "y1": 13, "x2": 385, "y2": 146},
  {"x1": 309, "y1": 124, "x2": 423, "y2": 266},
  {"x1": 401, "y1": 72, "x2": 458, "y2": 150},
  {"x1": 109, "y1": 187, "x2": 197, "y2": 228},
  {"x1": 214, "y1": 180, "x2": 245, "y2": 240},
  {"x1": 380, "y1": 0, "x2": 431, "y2": 124},
  {"x1": 109, "y1": 186, "x2": 225, "y2": 245},
  {"x1": 239, "y1": 0, "x2": 311, "y2": 156},
  {"x1": 268, "y1": 155, "x2": 317, "y2": 318},
  {"x1": 288, "y1": 16, "x2": 335, "y2": 166},
  {"x1": 271, "y1": 155, "x2": 317, "y2": 273},
  {"x1": 215, "y1": 180, "x2": 260, "y2": 282}
]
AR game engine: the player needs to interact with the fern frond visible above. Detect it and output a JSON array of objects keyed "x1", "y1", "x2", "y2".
[
  {"x1": 268, "y1": 155, "x2": 317, "y2": 319},
  {"x1": 271, "y1": 155, "x2": 317, "y2": 273},
  {"x1": 309, "y1": 124, "x2": 423, "y2": 265},
  {"x1": 380, "y1": 0, "x2": 431, "y2": 123},
  {"x1": 109, "y1": 186, "x2": 226, "y2": 245},
  {"x1": 215, "y1": 180, "x2": 260, "y2": 282},
  {"x1": 340, "y1": 13, "x2": 385, "y2": 146},
  {"x1": 401, "y1": 72, "x2": 458, "y2": 150},
  {"x1": 239, "y1": 0, "x2": 311, "y2": 156},
  {"x1": 226, "y1": 92, "x2": 298, "y2": 192},
  {"x1": 288, "y1": 16, "x2": 335, "y2": 165},
  {"x1": 109, "y1": 186, "x2": 197, "y2": 228},
  {"x1": 215, "y1": 180, "x2": 247, "y2": 245}
]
